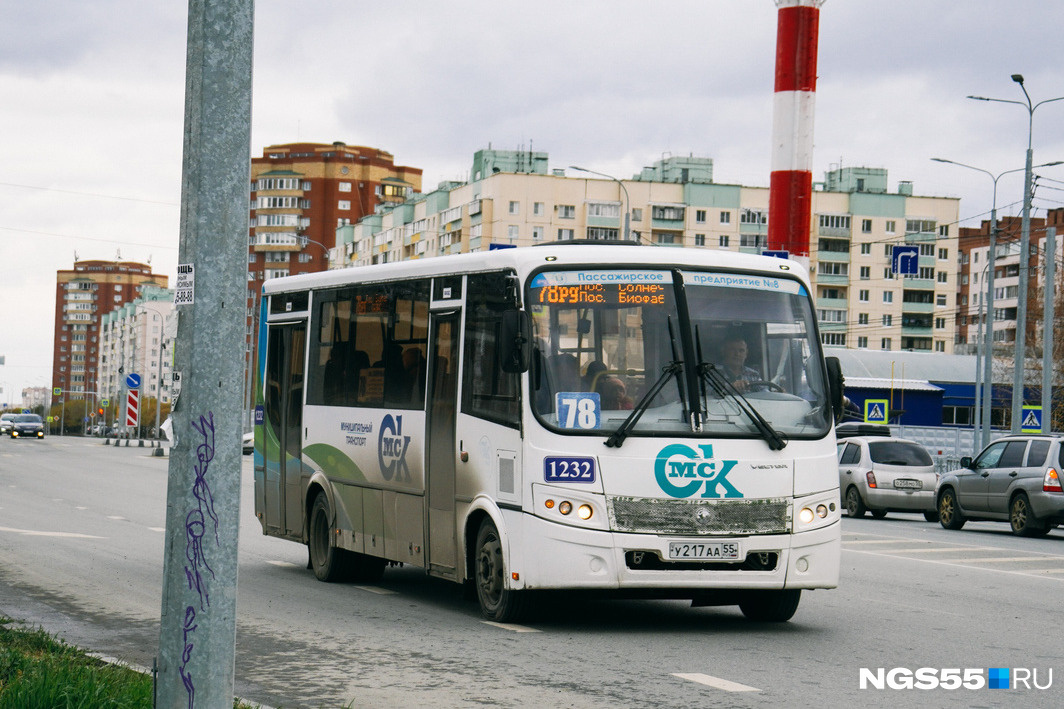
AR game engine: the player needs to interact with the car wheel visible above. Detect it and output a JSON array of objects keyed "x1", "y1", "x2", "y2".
[
  {"x1": 938, "y1": 488, "x2": 965, "y2": 530},
  {"x1": 308, "y1": 493, "x2": 348, "y2": 582},
  {"x1": 845, "y1": 486, "x2": 866, "y2": 518},
  {"x1": 739, "y1": 589, "x2": 801, "y2": 622},
  {"x1": 474, "y1": 519, "x2": 531, "y2": 622},
  {"x1": 1009, "y1": 493, "x2": 1048, "y2": 537},
  {"x1": 923, "y1": 511, "x2": 939, "y2": 523},
  {"x1": 871, "y1": 510, "x2": 887, "y2": 519}
]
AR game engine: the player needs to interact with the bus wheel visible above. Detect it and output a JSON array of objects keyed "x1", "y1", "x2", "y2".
[
  {"x1": 738, "y1": 589, "x2": 801, "y2": 622},
  {"x1": 474, "y1": 519, "x2": 531, "y2": 623},
  {"x1": 308, "y1": 493, "x2": 346, "y2": 582}
]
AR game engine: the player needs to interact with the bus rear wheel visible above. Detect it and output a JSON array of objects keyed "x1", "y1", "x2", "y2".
[
  {"x1": 738, "y1": 589, "x2": 801, "y2": 622},
  {"x1": 474, "y1": 519, "x2": 531, "y2": 623}
]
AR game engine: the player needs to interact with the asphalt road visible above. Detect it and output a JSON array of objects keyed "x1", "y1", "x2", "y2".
[{"x1": 2, "y1": 435, "x2": 1064, "y2": 708}]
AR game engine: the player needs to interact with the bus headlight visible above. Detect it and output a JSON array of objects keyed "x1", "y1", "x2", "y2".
[
  {"x1": 558, "y1": 501, "x2": 572, "y2": 516},
  {"x1": 794, "y1": 492, "x2": 840, "y2": 531},
  {"x1": 577, "y1": 504, "x2": 593, "y2": 520},
  {"x1": 533, "y1": 485, "x2": 608, "y2": 530}
]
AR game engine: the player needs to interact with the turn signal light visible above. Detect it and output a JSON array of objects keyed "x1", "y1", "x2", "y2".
[
  {"x1": 1044, "y1": 468, "x2": 1062, "y2": 493},
  {"x1": 866, "y1": 471, "x2": 878, "y2": 489}
]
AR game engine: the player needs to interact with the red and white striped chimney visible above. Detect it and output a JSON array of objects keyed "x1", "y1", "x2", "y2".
[{"x1": 768, "y1": 0, "x2": 824, "y2": 262}]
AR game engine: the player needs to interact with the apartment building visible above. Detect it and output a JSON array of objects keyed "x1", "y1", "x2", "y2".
[
  {"x1": 334, "y1": 151, "x2": 960, "y2": 353},
  {"x1": 51, "y1": 259, "x2": 168, "y2": 402},
  {"x1": 98, "y1": 286, "x2": 176, "y2": 410}
]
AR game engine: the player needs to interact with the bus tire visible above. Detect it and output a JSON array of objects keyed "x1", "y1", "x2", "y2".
[
  {"x1": 738, "y1": 589, "x2": 801, "y2": 622},
  {"x1": 474, "y1": 519, "x2": 531, "y2": 623},
  {"x1": 308, "y1": 493, "x2": 347, "y2": 582}
]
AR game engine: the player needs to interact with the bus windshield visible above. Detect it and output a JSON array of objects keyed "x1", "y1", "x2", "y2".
[{"x1": 528, "y1": 268, "x2": 830, "y2": 439}]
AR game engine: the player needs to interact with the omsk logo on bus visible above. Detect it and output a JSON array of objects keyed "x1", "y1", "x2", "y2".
[
  {"x1": 377, "y1": 414, "x2": 411, "y2": 482},
  {"x1": 654, "y1": 444, "x2": 742, "y2": 499}
]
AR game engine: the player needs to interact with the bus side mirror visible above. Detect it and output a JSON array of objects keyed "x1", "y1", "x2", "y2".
[
  {"x1": 825, "y1": 356, "x2": 844, "y2": 423},
  {"x1": 500, "y1": 310, "x2": 531, "y2": 373}
]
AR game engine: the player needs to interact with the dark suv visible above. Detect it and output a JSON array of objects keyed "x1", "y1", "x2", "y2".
[
  {"x1": 10, "y1": 413, "x2": 45, "y2": 440},
  {"x1": 936, "y1": 435, "x2": 1064, "y2": 536}
]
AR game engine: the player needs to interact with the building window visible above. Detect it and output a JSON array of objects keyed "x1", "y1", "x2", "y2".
[
  {"x1": 858, "y1": 290, "x2": 869, "y2": 302},
  {"x1": 860, "y1": 266, "x2": 871, "y2": 280},
  {"x1": 882, "y1": 314, "x2": 893, "y2": 326},
  {"x1": 631, "y1": 208, "x2": 642, "y2": 222},
  {"x1": 558, "y1": 205, "x2": 575, "y2": 219},
  {"x1": 298, "y1": 253, "x2": 313, "y2": 263},
  {"x1": 938, "y1": 248, "x2": 949, "y2": 260},
  {"x1": 720, "y1": 211, "x2": 731, "y2": 224},
  {"x1": 858, "y1": 313, "x2": 869, "y2": 324},
  {"x1": 589, "y1": 202, "x2": 621, "y2": 218},
  {"x1": 937, "y1": 272, "x2": 948, "y2": 283},
  {"x1": 509, "y1": 201, "x2": 520, "y2": 215},
  {"x1": 939, "y1": 225, "x2": 949, "y2": 237},
  {"x1": 741, "y1": 208, "x2": 767, "y2": 225},
  {"x1": 818, "y1": 214, "x2": 851, "y2": 230},
  {"x1": 881, "y1": 338, "x2": 892, "y2": 350},
  {"x1": 817, "y1": 262, "x2": 848, "y2": 277},
  {"x1": 508, "y1": 225, "x2": 519, "y2": 240},
  {"x1": 533, "y1": 202, "x2": 544, "y2": 216},
  {"x1": 858, "y1": 336, "x2": 868, "y2": 348},
  {"x1": 532, "y1": 226, "x2": 544, "y2": 240},
  {"x1": 695, "y1": 209, "x2": 707, "y2": 223},
  {"x1": 936, "y1": 294, "x2": 948, "y2": 307},
  {"x1": 338, "y1": 182, "x2": 352, "y2": 192},
  {"x1": 740, "y1": 234, "x2": 766, "y2": 248},
  {"x1": 694, "y1": 234, "x2": 705, "y2": 246},
  {"x1": 652, "y1": 205, "x2": 685, "y2": 220},
  {"x1": 719, "y1": 235, "x2": 730, "y2": 247},
  {"x1": 821, "y1": 333, "x2": 846, "y2": 346},
  {"x1": 935, "y1": 340, "x2": 946, "y2": 352},
  {"x1": 558, "y1": 228, "x2": 574, "y2": 240},
  {"x1": 861, "y1": 219, "x2": 872, "y2": 233},
  {"x1": 883, "y1": 291, "x2": 894, "y2": 303},
  {"x1": 860, "y1": 243, "x2": 871, "y2": 255},
  {"x1": 338, "y1": 200, "x2": 351, "y2": 210},
  {"x1": 587, "y1": 227, "x2": 619, "y2": 240},
  {"x1": 935, "y1": 317, "x2": 946, "y2": 329}
]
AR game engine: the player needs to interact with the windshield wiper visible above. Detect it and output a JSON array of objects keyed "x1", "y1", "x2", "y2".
[
  {"x1": 700, "y1": 362, "x2": 787, "y2": 451},
  {"x1": 605, "y1": 361, "x2": 683, "y2": 448}
]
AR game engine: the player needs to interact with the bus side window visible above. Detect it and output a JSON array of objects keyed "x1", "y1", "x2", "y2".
[{"x1": 462, "y1": 273, "x2": 521, "y2": 428}]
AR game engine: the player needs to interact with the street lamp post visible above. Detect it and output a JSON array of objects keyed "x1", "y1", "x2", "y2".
[
  {"x1": 931, "y1": 158, "x2": 1038, "y2": 448},
  {"x1": 568, "y1": 166, "x2": 631, "y2": 242},
  {"x1": 969, "y1": 76, "x2": 1064, "y2": 432}
]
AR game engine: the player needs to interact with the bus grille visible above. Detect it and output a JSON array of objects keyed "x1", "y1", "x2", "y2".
[{"x1": 607, "y1": 496, "x2": 791, "y2": 536}]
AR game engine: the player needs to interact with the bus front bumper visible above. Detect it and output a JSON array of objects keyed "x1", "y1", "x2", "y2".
[{"x1": 506, "y1": 510, "x2": 840, "y2": 592}]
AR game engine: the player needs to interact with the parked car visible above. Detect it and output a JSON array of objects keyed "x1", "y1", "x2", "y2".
[
  {"x1": 10, "y1": 413, "x2": 45, "y2": 439},
  {"x1": 936, "y1": 434, "x2": 1064, "y2": 536},
  {"x1": 837, "y1": 436, "x2": 938, "y2": 521},
  {"x1": 0, "y1": 413, "x2": 16, "y2": 435}
]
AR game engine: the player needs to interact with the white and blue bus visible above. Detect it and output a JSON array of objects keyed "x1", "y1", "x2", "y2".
[{"x1": 254, "y1": 244, "x2": 844, "y2": 622}]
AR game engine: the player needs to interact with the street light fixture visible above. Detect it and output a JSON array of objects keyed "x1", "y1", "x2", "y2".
[
  {"x1": 931, "y1": 157, "x2": 1060, "y2": 447},
  {"x1": 568, "y1": 165, "x2": 631, "y2": 242},
  {"x1": 968, "y1": 76, "x2": 1064, "y2": 433}
]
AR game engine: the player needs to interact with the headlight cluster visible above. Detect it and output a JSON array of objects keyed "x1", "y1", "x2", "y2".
[
  {"x1": 795, "y1": 493, "x2": 838, "y2": 531},
  {"x1": 545, "y1": 498, "x2": 594, "y2": 520}
]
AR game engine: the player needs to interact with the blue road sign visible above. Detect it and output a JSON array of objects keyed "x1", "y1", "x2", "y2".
[
  {"x1": 762, "y1": 249, "x2": 790, "y2": 260},
  {"x1": 891, "y1": 245, "x2": 920, "y2": 276},
  {"x1": 1021, "y1": 406, "x2": 1043, "y2": 433},
  {"x1": 126, "y1": 373, "x2": 141, "y2": 389}
]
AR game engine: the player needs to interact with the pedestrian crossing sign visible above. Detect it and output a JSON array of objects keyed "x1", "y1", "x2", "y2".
[
  {"x1": 864, "y1": 399, "x2": 889, "y2": 424},
  {"x1": 1021, "y1": 405, "x2": 1043, "y2": 433}
]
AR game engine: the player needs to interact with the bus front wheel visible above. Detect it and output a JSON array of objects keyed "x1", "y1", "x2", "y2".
[
  {"x1": 308, "y1": 493, "x2": 346, "y2": 582},
  {"x1": 474, "y1": 519, "x2": 531, "y2": 623},
  {"x1": 738, "y1": 589, "x2": 801, "y2": 622}
]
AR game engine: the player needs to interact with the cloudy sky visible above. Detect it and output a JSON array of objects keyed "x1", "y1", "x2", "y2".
[{"x1": 2, "y1": 0, "x2": 1063, "y2": 403}]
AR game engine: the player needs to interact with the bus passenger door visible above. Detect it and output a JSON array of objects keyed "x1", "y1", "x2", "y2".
[
  {"x1": 426, "y1": 310, "x2": 460, "y2": 578},
  {"x1": 264, "y1": 322, "x2": 305, "y2": 537}
]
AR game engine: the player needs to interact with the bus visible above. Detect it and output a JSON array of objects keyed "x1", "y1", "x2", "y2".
[{"x1": 254, "y1": 243, "x2": 844, "y2": 622}]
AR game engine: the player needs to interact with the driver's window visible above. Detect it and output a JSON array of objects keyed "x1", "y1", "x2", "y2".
[{"x1": 974, "y1": 442, "x2": 1007, "y2": 469}]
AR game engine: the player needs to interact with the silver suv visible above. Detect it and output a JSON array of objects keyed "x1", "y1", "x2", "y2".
[
  {"x1": 936, "y1": 435, "x2": 1064, "y2": 536},
  {"x1": 838, "y1": 436, "x2": 938, "y2": 521}
]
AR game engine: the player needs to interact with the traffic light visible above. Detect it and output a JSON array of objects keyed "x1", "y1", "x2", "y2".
[{"x1": 98, "y1": 408, "x2": 104, "y2": 416}]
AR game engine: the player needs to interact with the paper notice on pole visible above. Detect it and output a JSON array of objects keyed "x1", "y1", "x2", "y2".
[{"x1": 175, "y1": 264, "x2": 194, "y2": 305}]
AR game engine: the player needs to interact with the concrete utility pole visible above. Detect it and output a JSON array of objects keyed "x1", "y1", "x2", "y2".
[
  {"x1": 156, "y1": 1, "x2": 254, "y2": 707},
  {"x1": 1043, "y1": 227, "x2": 1056, "y2": 433}
]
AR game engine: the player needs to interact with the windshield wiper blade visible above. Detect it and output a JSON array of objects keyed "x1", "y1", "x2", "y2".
[
  {"x1": 701, "y1": 363, "x2": 787, "y2": 451},
  {"x1": 605, "y1": 361, "x2": 683, "y2": 448}
]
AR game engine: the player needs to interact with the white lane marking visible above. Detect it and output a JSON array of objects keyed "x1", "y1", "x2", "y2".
[
  {"x1": 267, "y1": 560, "x2": 298, "y2": 568},
  {"x1": 107, "y1": 515, "x2": 126, "y2": 521},
  {"x1": 75, "y1": 506, "x2": 88, "y2": 510},
  {"x1": 673, "y1": 673, "x2": 760, "y2": 692},
  {"x1": 844, "y1": 538, "x2": 930, "y2": 545},
  {"x1": 844, "y1": 548, "x2": 1064, "y2": 582},
  {"x1": 929, "y1": 556, "x2": 1061, "y2": 564},
  {"x1": 148, "y1": 527, "x2": 165, "y2": 533},
  {"x1": 482, "y1": 621, "x2": 540, "y2": 633},
  {"x1": 354, "y1": 585, "x2": 398, "y2": 596},
  {"x1": 0, "y1": 525, "x2": 105, "y2": 539},
  {"x1": 845, "y1": 546, "x2": 998, "y2": 554}
]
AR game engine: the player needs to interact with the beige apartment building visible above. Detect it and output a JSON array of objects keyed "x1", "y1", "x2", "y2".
[{"x1": 333, "y1": 151, "x2": 960, "y2": 354}]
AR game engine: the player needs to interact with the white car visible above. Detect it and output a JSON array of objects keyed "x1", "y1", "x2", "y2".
[{"x1": 837, "y1": 436, "x2": 938, "y2": 521}]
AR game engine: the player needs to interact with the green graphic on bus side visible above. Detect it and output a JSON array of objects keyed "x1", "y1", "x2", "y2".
[{"x1": 302, "y1": 442, "x2": 370, "y2": 484}]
